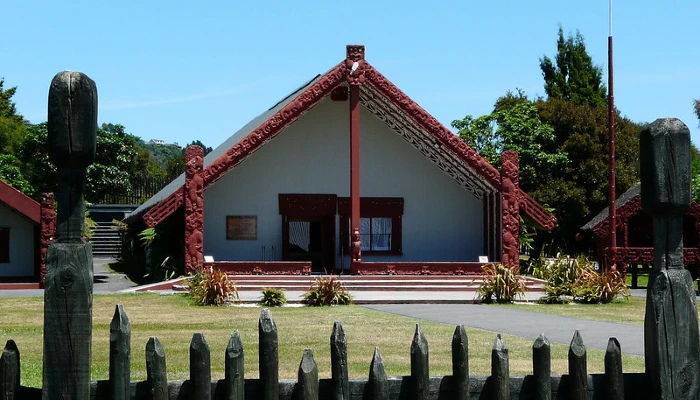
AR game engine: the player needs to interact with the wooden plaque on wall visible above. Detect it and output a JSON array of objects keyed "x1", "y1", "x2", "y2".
[{"x1": 226, "y1": 216, "x2": 257, "y2": 240}]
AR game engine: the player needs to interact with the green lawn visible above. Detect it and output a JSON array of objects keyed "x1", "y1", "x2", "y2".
[{"x1": 0, "y1": 294, "x2": 645, "y2": 388}]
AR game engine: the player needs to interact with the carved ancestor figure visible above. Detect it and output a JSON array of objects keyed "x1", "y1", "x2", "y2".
[
  {"x1": 351, "y1": 229, "x2": 362, "y2": 261},
  {"x1": 184, "y1": 145, "x2": 204, "y2": 273}
]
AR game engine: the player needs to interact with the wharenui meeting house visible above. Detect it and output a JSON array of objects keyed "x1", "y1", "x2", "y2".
[{"x1": 125, "y1": 45, "x2": 556, "y2": 276}]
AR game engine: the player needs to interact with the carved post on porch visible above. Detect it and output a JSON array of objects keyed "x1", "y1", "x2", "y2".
[
  {"x1": 500, "y1": 151, "x2": 519, "y2": 268},
  {"x1": 184, "y1": 145, "x2": 205, "y2": 274},
  {"x1": 640, "y1": 118, "x2": 700, "y2": 399},
  {"x1": 39, "y1": 192, "x2": 55, "y2": 287},
  {"x1": 346, "y1": 45, "x2": 365, "y2": 268},
  {"x1": 44, "y1": 70, "x2": 97, "y2": 400}
]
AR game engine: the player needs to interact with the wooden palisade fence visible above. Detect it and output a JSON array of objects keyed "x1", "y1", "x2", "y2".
[{"x1": 1, "y1": 307, "x2": 650, "y2": 400}]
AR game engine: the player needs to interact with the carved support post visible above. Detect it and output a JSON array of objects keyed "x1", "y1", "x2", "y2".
[
  {"x1": 346, "y1": 45, "x2": 365, "y2": 265},
  {"x1": 39, "y1": 193, "x2": 55, "y2": 287},
  {"x1": 43, "y1": 70, "x2": 97, "y2": 400},
  {"x1": 500, "y1": 151, "x2": 519, "y2": 267},
  {"x1": 640, "y1": 118, "x2": 700, "y2": 399},
  {"x1": 184, "y1": 145, "x2": 204, "y2": 274}
]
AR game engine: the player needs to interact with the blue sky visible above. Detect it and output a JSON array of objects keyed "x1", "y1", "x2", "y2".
[{"x1": 4, "y1": 1, "x2": 699, "y2": 149}]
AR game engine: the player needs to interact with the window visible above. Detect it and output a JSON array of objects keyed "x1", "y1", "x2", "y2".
[
  {"x1": 338, "y1": 197, "x2": 403, "y2": 255},
  {"x1": 0, "y1": 228, "x2": 9, "y2": 263}
]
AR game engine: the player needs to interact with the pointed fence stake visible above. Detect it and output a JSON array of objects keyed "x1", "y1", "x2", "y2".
[
  {"x1": 331, "y1": 321, "x2": 349, "y2": 400},
  {"x1": 146, "y1": 337, "x2": 169, "y2": 400},
  {"x1": 259, "y1": 309, "x2": 279, "y2": 400},
  {"x1": 225, "y1": 330, "x2": 244, "y2": 400},
  {"x1": 0, "y1": 340, "x2": 20, "y2": 400},
  {"x1": 568, "y1": 330, "x2": 587, "y2": 400},
  {"x1": 110, "y1": 305, "x2": 131, "y2": 400},
  {"x1": 604, "y1": 338, "x2": 624, "y2": 400},
  {"x1": 190, "y1": 333, "x2": 211, "y2": 400},
  {"x1": 492, "y1": 334, "x2": 509, "y2": 400},
  {"x1": 452, "y1": 325, "x2": 469, "y2": 400},
  {"x1": 532, "y1": 334, "x2": 551, "y2": 400},
  {"x1": 411, "y1": 324, "x2": 430, "y2": 400},
  {"x1": 368, "y1": 347, "x2": 388, "y2": 400},
  {"x1": 298, "y1": 349, "x2": 319, "y2": 400}
]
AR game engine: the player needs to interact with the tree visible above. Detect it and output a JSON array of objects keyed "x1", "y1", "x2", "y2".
[
  {"x1": 540, "y1": 27, "x2": 607, "y2": 107},
  {"x1": 0, "y1": 154, "x2": 34, "y2": 196},
  {"x1": 0, "y1": 78, "x2": 22, "y2": 121},
  {"x1": 694, "y1": 99, "x2": 699, "y2": 122},
  {"x1": 452, "y1": 90, "x2": 568, "y2": 192},
  {"x1": 0, "y1": 78, "x2": 27, "y2": 155}
]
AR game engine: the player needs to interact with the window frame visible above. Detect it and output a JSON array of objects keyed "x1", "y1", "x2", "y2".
[
  {"x1": 0, "y1": 227, "x2": 9, "y2": 263},
  {"x1": 338, "y1": 197, "x2": 403, "y2": 255}
]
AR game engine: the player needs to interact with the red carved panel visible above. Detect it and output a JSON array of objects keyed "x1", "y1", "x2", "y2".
[
  {"x1": 143, "y1": 188, "x2": 184, "y2": 228},
  {"x1": 278, "y1": 194, "x2": 338, "y2": 217},
  {"x1": 363, "y1": 63, "x2": 501, "y2": 189},
  {"x1": 184, "y1": 146, "x2": 205, "y2": 274},
  {"x1": 518, "y1": 191, "x2": 557, "y2": 231},
  {"x1": 609, "y1": 247, "x2": 700, "y2": 265},
  {"x1": 501, "y1": 151, "x2": 519, "y2": 268},
  {"x1": 345, "y1": 45, "x2": 366, "y2": 86},
  {"x1": 352, "y1": 261, "x2": 485, "y2": 275},
  {"x1": 39, "y1": 193, "x2": 55, "y2": 286},
  {"x1": 205, "y1": 261, "x2": 312, "y2": 275}
]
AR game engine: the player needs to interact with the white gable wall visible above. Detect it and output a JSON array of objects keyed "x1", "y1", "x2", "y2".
[
  {"x1": 0, "y1": 204, "x2": 35, "y2": 276},
  {"x1": 203, "y1": 96, "x2": 483, "y2": 263}
]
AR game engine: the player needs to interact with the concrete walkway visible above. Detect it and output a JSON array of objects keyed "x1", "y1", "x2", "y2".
[{"x1": 364, "y1": 303, "x2": 645, "y2": 356}]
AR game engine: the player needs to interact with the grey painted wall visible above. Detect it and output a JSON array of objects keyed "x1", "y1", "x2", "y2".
[
  {"x1": 0, "y1": 204, "x2": 35, "y2": 276},
  {"x1": 203, "y1": 97, "x2": 483, "y2": 265}
]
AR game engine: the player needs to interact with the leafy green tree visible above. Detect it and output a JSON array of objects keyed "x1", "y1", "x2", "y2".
[
  {"x1": 0, "y1": 154, "x2": 34, "y2": 195},
  {"x1": 0, "y1": 78, "x2": 22, "y2": 121},
  {"x1": 540, "y1": 27, "x2": 607, "y2": 107},
  {"x1": 695, "y1": 99, "x2": 699, "y2": 122},
  {"x1": 18, "y1": 123, "x2": 55, "y2": 197},
  {"x1": 0, "y1": 78, "x2": 27, "y2": 155}
]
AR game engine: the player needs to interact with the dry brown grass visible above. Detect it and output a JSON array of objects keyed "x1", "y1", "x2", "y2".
[{"x1": 0, "y1": 293, "x2": 645, "y2": 388}]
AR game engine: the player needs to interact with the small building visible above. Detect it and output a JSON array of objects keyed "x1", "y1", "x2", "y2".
[
  {"x1": 580, "y1": 184, "x2": 700, "y2": 282},
  {"x1": 125, "y1": 45, "x2": 556, "y2": 275},
  {"x1": 0, "y1": 180, "x2": 54, "y2": 283}
]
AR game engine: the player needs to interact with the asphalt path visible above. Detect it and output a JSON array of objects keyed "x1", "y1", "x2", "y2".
[{"x1": 364, "y1": 303, "x2": 646, "y2": 356}]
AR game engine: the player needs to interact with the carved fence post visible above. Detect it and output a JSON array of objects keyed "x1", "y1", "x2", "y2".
[
  {"x1": 184, "y1": 145, "x2": 204, "y2": 274},
  {"x1": 146, "y1": 337, "x2": 168, "y2": 400},
  {"x1": 43, "y1": 70, "x2": 97, "y2": 400},
  {"x1": 190, "y1": 333, "x2": 211, "y2": 400},
  {"x1": 640, "y1": 118, "x2": 700, "y2": 399},
  {"x1": 604, "y1": 338, "x2": 624, "y2": 400},
  {"x1": 298, "y1": 349, "x2": 319, "y2": 400},
  {"x1": 0, "y1": 340, "x2": 20, "y2": 400},
  {"x1": 411, "y1": 324, "x2": 430, "y2": 400},
  {"x1": 259, "y1": 309, "x2": 279, "y2": 400},
  {"x1": 491, "y1": 334, "x2": 509, "y2": 400},
  {"x1": 109, "y1": 305, "x2": 131, "y2": 400},
  {"x1": 225, "y1": 330, "x2": 244, "y2": 400},
  {"x1": 330, "y1": 322, "x2": 349, "y2": 400},
  {"x1": 532, "y1": 334, "x2": 551, "y2": 400},
  {"x1": 368, "y1": 347, "x2": 388, "y2": 400},
  {"x1": 500, "y1": 151, "x2": 519, "y2": 267},
  {"x1": 452, "y1": 325, "x2": 469, "y2": 400},
  {"x1": 568, "y1": 331, "x2": 587, "y2": 400}
]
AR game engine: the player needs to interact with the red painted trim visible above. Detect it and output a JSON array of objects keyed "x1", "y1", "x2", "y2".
[
  {"x1": 518, "y1": 190, "x2": 557, "y2": 231},
  {"x1": 351, "y1": 261, "x2": 485, "y2": 275},
  {"x1": 205, "y1": 261, "x2": 312, "y2": 275},
  {"x1": 350, "y1": 84, "x2": 361, "y2": 257},
  {"x1": 0, "y1": 179, "x2": 40, "y2": 224}
]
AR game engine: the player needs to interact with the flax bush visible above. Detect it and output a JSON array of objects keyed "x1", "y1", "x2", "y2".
[
  {"x1": 302, "y1": 276, "x2": 353, "y2": 306},
  {"x1": 476, "y1": 263, "x2": 526, "y2": 304},
  {"x1": 187, "y1": 267, "x2": 239, "y2": 306}
]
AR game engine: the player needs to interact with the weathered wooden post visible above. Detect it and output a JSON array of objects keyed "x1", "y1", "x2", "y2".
[
  {"x1": 452, "y1": 325, "x2": 469, "y2": 400},
  {"x1": 146, "y1": 337, "x2": 168, "y2": 400},
  {"x1": 411, "y1": 324, "x2": 430, "y2": 400},
  {"x1": 640, "y1": 118, "x2": 700, "y2": 399},
  {"x1": 368, "y1": 347, "x2": 388, "y2": 400},
  {"x1": 259, "y1": 309, "x2": 279, "y2": 400},
  {"x1": 491, "y1": 334, "x2": 509, "y2": 400},
  {"x1": 568, "y1": 330, "x2": 587, "y2": 400},
  {"x1": 532, "y1": 334, "x2": 551, "y2": 400},
  {"x1": 190, "y1": 333, "x2": 211, "y2": 400},
  {"x1": 0, "y1": 340, "x2": 20, "y2": 400},
  {"x1": 604, "y1": 337, "x2": 624, "y2": 400},
  {"x1": 43, "y1": 70, "x2": 97, "y2": 400},
  {"x1": 109, "y1": 305, "x2": 131, "y2": 400},
  {"x1": 298, "y1": 349, "x2": 319, "y2": 400},
  {"x1": 225, "y1": 330, "x2": 244, "y2": 400},
  {"x1": 330, "y1": 322, "x2": 349, "y2": 400}
]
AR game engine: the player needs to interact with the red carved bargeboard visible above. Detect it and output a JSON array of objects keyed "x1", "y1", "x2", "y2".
[
  {"x1": 184, "y1": 145, "x2": 204, "y2": 274},
  {"x1": 204, "y1": 261, "x2": 312, "y2": 275},
  {"x1": 351, "y1": 262, "x2": 485, "y2": 275}
]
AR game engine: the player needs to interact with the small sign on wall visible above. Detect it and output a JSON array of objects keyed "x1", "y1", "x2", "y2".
[
  {"x1": 478, "y1": 256, "x2": 489, "y2": 263},
  {"x1": 226, "y1": 216, "x2": 257, "y2": 240}
]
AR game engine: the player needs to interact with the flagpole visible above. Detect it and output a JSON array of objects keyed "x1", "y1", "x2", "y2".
[{"x1": 607, "y1": 0, "x2": 617, "y2": 270}]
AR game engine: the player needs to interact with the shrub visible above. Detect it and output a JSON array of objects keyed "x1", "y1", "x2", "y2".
[
  {"x1": 573, "y1": 267, "x2": 630, "y2": 304},
  {"x1": 260, "y1": 287, "x2": 287, "y2": 307},
  {"x1": 476, "y1": 263, "x2": 526, "y2": 304},
  {"x1": 532, "y1": 254, "x2": 581, "y2": 304},
  {"x1": 187, "y1": 267, "x2": 239, "y2": 306},
  {"x1": 302, "y1": 276, "x2": 352, "y2": 306}
]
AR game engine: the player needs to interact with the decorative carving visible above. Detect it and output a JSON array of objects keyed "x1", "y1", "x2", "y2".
[
  {"x1": 204, "y1": 261, "x2": 313, "y2": 275},
  {"x1": 351, "y1": 229, "x2": 362, "y2": 261},
  {"x1": 143, "y1": 187, "x2": 184, "y2": 228},
  {"x1": 518, "y1": 191, "x2": 557, "y2": 231},
  {"x1": 344, "y1": 45, "x2": 366, "y2": 86},
  {"x1": 184, "y1": 145, "x2": 205, "y2": 274},
  {"x1": 39, "y1": 193, "x2": 56, "y2": 286},
  {"x1": 353, "y1": 262, "x2": 484, "y2": 275},
  {"x1": 501, "y1": 151, "x2": 520, "y2": 267}
]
